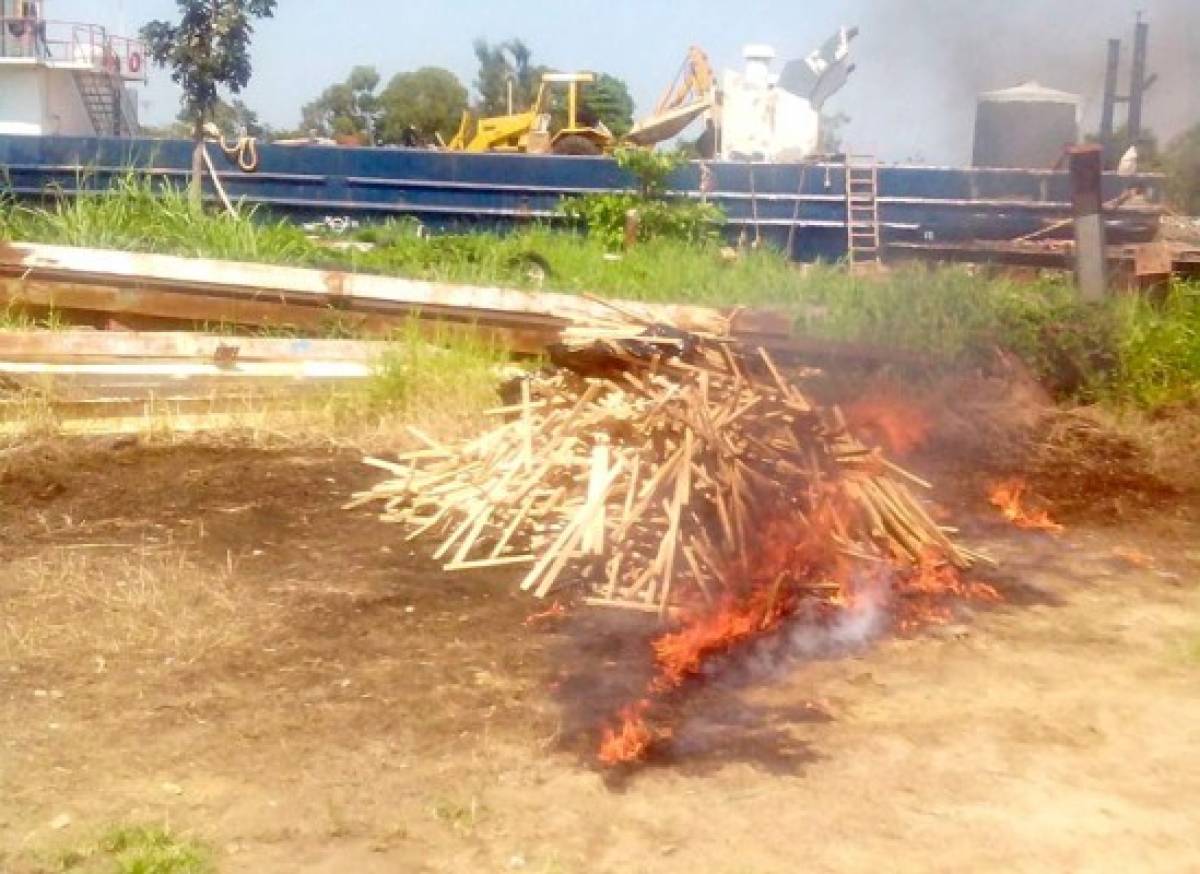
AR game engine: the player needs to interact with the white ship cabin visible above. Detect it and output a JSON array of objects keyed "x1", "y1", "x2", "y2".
[{"x1": 0, "y1": 0, "x2": 144, "y2": 136}]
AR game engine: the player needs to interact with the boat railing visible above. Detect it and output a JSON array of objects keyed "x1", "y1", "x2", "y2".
[{"x1": 0, "y1": 17, "x2": 146, "y2": 82}]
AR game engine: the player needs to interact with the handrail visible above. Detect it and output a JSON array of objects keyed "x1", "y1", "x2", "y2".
[{"x1": 0, "y1": 16, "x2": 146, "y2": 82}]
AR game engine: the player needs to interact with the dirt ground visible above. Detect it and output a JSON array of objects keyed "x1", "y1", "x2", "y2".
[{"x1": 1, "y1": 442, "x2": 1198, "y2": 873}]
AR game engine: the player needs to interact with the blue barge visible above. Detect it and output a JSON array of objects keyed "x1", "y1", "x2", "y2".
[{"x1": 0, "y1": 133, "x2": 1165, "y2": 263}]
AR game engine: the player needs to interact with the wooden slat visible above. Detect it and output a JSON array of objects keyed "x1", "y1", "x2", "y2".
[
  {"x1": 0, "y1": 360, "x2": 371, "y2": 379},
  {"x1": 0, "y1": 329, "x2": 386, "y2": 363}
]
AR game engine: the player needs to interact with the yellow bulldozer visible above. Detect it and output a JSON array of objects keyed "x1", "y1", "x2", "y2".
[
  {"x1": 447, "y1": 49, "x2": 719, "y2": 156},
  {"x1": 447, "y1": 72, "x2": 615, "y2": 155}
]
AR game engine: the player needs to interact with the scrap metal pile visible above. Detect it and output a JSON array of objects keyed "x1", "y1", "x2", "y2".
[{"x1": 350, "y1": 324, "x2": 987, "y2": 615}]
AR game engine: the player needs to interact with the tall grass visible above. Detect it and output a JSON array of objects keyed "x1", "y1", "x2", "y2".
[
  {"x1": 359, "y1": 320, "x2": 512, "y2": 424},
  {"x1": 0, "y1": 174, "x2": 312, "y2": 262},
  {"x1": 1111, "y1": 284, "x2": 1200, "y2": 409},
  {"x1": 2, "y1": 179, "x2": 1198, "y2": 412}
]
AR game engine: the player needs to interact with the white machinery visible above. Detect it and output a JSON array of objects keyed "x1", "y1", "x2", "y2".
[{"x1": 720, "y1": 27, "x2": 857, "y2": 162}]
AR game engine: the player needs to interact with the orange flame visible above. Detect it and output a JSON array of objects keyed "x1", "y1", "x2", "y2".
[
  {"x1": 595, "y1": 502, "x2": 1003, "y2": 767},
  {"x1": 988, "y1": 478, "x2": 1063, "y2": 534},
  {"x1": 524, "y1": 600, "x2": 567, "y2": 626},
  {"x1": 894, "y1": 548, "x2": 1000, "y2": 632},
  {"x1": 597, "y1": 699, "x2": 665, "y2": 766}
]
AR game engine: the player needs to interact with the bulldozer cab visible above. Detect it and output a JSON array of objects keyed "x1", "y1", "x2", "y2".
[{"x1": 541, "y1": 72, "x2": 613, "y2": 155}]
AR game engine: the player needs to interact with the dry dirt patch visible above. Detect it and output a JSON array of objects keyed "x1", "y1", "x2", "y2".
[{"x1": 1, "y1": 441, "x2": 1198, "y2": 873}]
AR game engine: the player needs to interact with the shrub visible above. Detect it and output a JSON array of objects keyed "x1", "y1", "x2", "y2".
[{"x1": 560, "y1": 192, "x2": 722, "y2": 250}]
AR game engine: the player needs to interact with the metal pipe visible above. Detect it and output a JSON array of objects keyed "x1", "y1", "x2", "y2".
[
  {"x1": 1099, "y1": 38, "x2": 1121, "y2": 153},
  {"x1": 1128, "y1": 14, "x2": 1149, "y2": 141}
]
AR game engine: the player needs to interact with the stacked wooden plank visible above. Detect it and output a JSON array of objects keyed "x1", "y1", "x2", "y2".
[
  {"x1": 350, "y1": 328, "x2": 979, "y2": 614},
  {"x1": 0, "y1": 242, "x2": 941, "y2": 370},
  {"x1": 0, "y1": 242, "x2": 787, "y2": 355},
  {"x1": 0, "y1": 330, "x2": 379, "y2": 435}
]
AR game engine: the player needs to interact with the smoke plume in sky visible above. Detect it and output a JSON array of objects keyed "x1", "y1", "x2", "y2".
[{"x1": 844, "y1": 0, "x2": 1199, "y2": 162}]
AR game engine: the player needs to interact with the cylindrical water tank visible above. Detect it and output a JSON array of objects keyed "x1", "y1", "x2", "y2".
[{"x1": 972, "y1": 81, "x2": 1080, "y2": 169}]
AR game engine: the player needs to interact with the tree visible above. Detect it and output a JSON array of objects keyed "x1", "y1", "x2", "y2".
[
  {"x1": 141, "y1": 0, "x2": 278, "y2": 204},
  {"x1": 473, "y1": 38, "x2": 544, "y2": 115},
  {"x1": 582, "y1": 74, "x2": 634, "y2": 137},
  {"x1": 142, "y1": 97, "x2": 265, "y2": 139},
  {"x1": 377, "y1": 67, "x2": 468, "y2": 146},
  {"x1": 222, "y1": 98, "x2": 268, "y2": 138},
  {"x1": 1164, "y1": 124, "x2": 1200, "y2": 215},
  {"x1": 299, "y1": 66, "x2": 381, "y2": 143}
]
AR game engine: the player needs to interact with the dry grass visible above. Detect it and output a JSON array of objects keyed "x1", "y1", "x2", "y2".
[
  {"x1": 0, "y1": 546, "x2": 251, "y2": 665},
  {"x1": 0, "y1": 328, "x2": 515, "y2": 453},
  {"x1": 0, "y1": 386, "x2": 63, "y2": 441}
]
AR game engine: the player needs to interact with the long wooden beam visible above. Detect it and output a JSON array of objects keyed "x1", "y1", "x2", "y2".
[
  {"x1": 0, "y1": 278, "x2": 557, "y2": 354},
  {"x1": 0, "y1": 241, "x2": 746, "y2": 335}
]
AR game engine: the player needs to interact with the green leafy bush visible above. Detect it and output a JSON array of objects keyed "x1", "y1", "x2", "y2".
[
  {"x1": 559, "y1": 147, "x2": 723, "y2": 249},
  {"x1": 614, "y1": 146, "x2": 686, "y2": 197},
  {"x1": 560, "y1": 192, "x2": 722, "y2": 250}
]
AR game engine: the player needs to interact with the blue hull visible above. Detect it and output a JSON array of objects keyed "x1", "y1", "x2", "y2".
[{"x1": 0, "y1": 135, "x2": 1165, "y2": 262}]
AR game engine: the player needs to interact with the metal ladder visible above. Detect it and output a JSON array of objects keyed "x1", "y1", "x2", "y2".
[
  {"x1": 74, "y1": 72, "x2": 129, "y2": 137},
  {"x1": 844, "y1": 154, "x2": 881, "y2": 267}
]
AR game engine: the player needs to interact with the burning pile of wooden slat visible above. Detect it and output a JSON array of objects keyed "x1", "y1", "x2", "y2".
[{"x1": 351, "y1": 326, "x2": 983, "y2": 614}]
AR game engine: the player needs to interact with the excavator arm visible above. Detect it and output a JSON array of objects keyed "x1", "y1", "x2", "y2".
[{"x1": 624, "y1": 46, "x2": 717, "y2": 147}]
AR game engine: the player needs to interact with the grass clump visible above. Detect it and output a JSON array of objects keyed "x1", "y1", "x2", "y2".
[
  {"x1": 53, "y1": 824, "x2": 212, "y2": 874},
  {"x1": 0, "y1": 303, "x2": 66, "y2": 331},
  {"x1": 363, "y1": 321, "x2": 510, "y2": 418},
  {"x1": 1110, "y1": 285, "x2": 1200, "y2": 409},
  {"x1": 1, "y1": 174, "x2": 312, "y2": 263}
]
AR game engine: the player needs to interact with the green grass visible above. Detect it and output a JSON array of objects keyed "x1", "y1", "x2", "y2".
[
  {"x1": 1, "y1": 302, "x2": 66, "y2": 331},
  {"x1": 3, "y1": 177, "x2": 1199, "y2": 412},
  {"x1": 359, "y1": 320, "x2": 512, "y2": 417},
  {"x1": 52, "y1": 825, "x2": 212, "y2": 874},
  {"x1": 2, "y1": 174, "x2": 312, "y2": 264},
  {"x1": 1111, "y1": 286, "x2": 1200, "y2": 409}
]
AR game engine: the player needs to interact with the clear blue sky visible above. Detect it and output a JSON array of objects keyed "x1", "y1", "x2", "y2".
[{"x1": 53, "y1": 0, "x2": 1200, "y2": 164}]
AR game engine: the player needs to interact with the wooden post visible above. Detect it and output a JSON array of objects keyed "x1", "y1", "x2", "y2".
[
  {"x1": 190, "y1": 123, "x2": 206, "y2": 210},
  {"x1": 1068, "y1": 145, "x2": 1106, "y2": 301},
  {"x1": 624, "y1": 209, "x2": 640, "y2": 249}
]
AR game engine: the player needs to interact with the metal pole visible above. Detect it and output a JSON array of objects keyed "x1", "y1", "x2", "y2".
[
  {"x1": 1099, "y1": 38, "x2": 1121, "y2": 157},
  {"x1": 1127, "y1": 14, "x2": 1149, "y2": 141},
  {"x1": 1068, "y1": 145, "x2": 1106, "y2": 301}
]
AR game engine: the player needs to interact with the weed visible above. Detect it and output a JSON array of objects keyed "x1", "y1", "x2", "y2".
[
  {"x1": 428, "y1": 796, "x2": 487, "y2": 836},
  {"x1": 53, "y1": 824, "x2": 212, "y2": 874}
]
